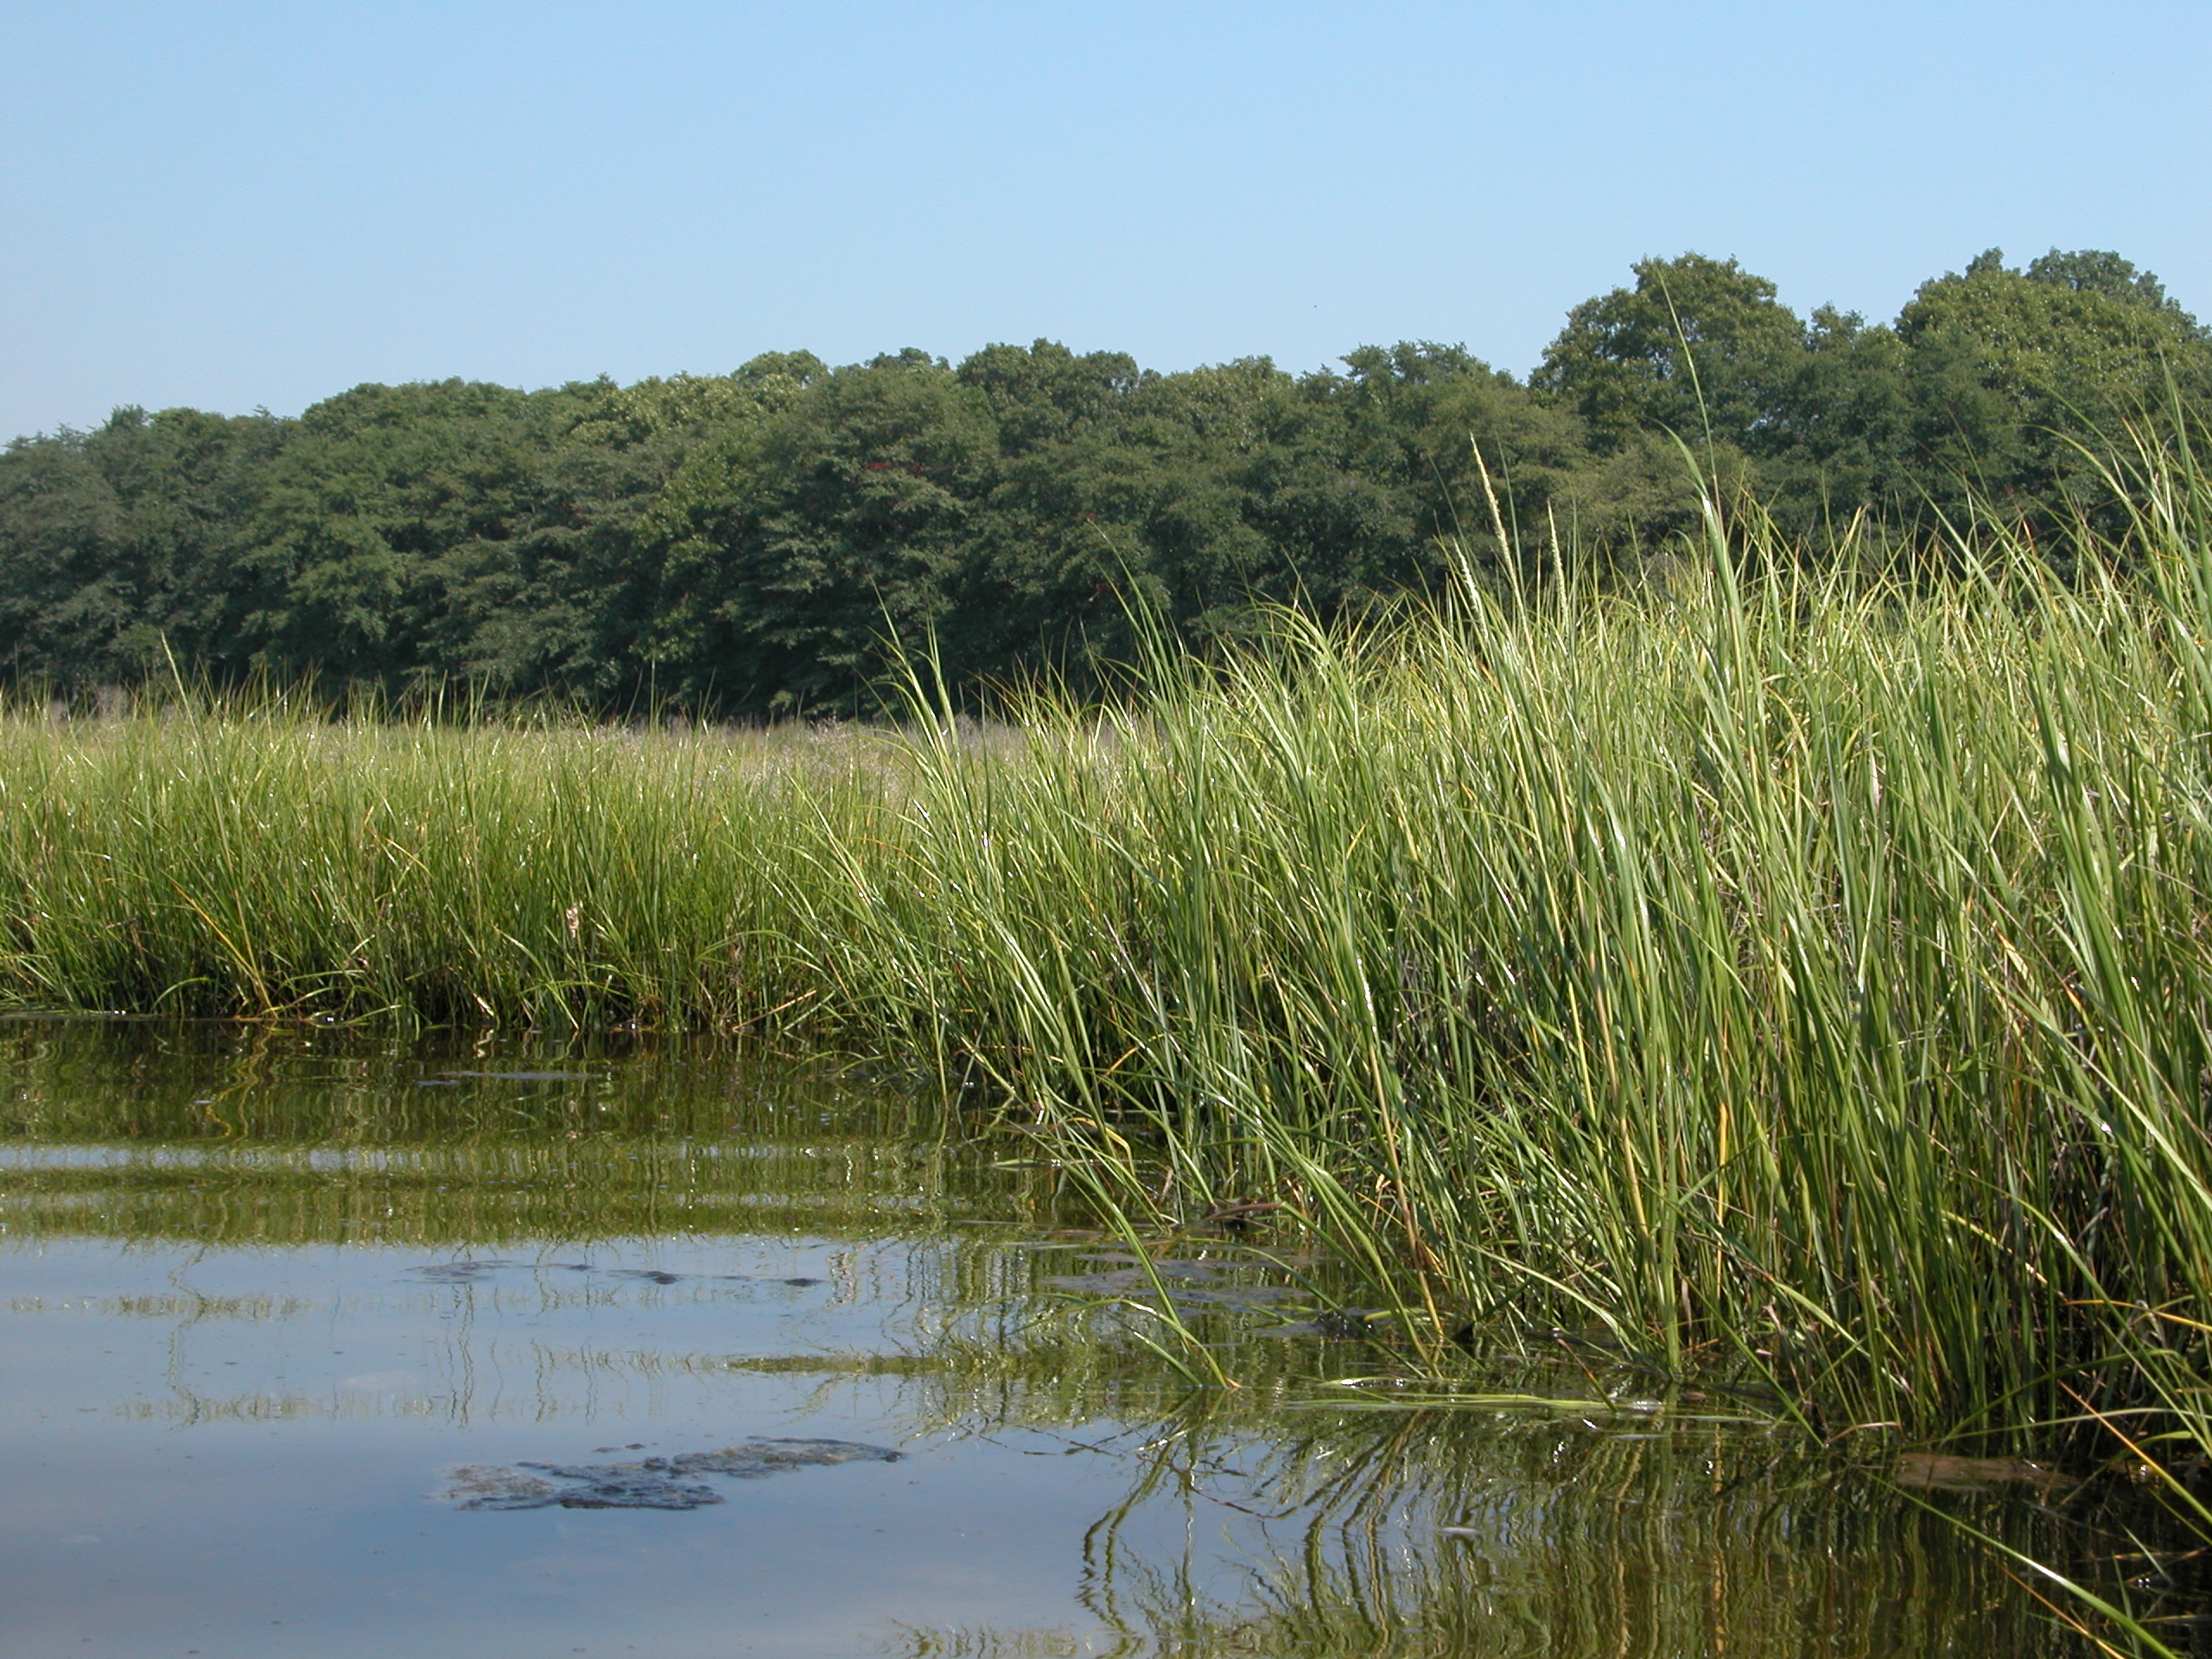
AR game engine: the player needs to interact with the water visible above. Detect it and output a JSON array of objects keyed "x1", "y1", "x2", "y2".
[{"x1": 0, "y1": 1020, "x2": 2107, "y2": 1656}]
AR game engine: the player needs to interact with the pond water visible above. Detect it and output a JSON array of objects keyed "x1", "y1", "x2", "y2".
[{"x1": 0, "y1": 1020, "x2": 2109, "y2": 1657}]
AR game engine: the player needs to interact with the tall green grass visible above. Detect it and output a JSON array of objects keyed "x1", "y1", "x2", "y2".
[
  {"x1": 0, "y1": 707, "x2": 895, "y2": 1027},
  {"x1": 6, "y1": 450, "x2": 2212, "y2": 1474}
]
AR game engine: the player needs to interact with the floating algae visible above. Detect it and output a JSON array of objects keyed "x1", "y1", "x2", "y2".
[
  {"x1": 407, "y1": 1260, "x2": 517, "y2": 1282},
  {"x1": 435, "y1": 1071, "x2": 603, "y2": 1083},
  {"x1": 406, "y1": 1261, "x2": 823, "y2": 1289},
  {"x1": 446, "y1": 1464, "x2": 722, "y2": 1510},
  {"x1": 1894, "y1": 1453, "x2": 2076, "y2": 1495},
  {"x1": 441, "y1": 1438, "x2": 903, "y2": 1511}
]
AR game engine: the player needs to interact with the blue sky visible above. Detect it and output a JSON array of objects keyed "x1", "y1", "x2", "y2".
[{"x1": 3, "y1": 1, "x2": 2206, "y2": 440}]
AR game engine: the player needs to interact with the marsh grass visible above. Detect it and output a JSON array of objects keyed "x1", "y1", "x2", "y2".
[
  {"x1": 854, "y1": 469, "x2": 2212, "y2": 1467},
  {"x1": 0, "y1": 706, "x2": 904, "y2": 1027},
  {"x1": 7, "y1": 447, "x2": 2212, "y2": 1489}
]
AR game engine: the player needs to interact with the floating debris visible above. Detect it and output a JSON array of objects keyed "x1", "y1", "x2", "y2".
[
  {"x1": 1894, "y1": 1453, "x2": 2075, "y2": 1494},
  {"x1": 1262, "y1": 1309, "x2": 1384, "y2": 1340},
  {"x1": 478, "y1": 1465, "x2": 723, "y2": 1510},
  {"x1": 408, "y1": 1261, "x2": 822, "y2": 1290},
  {"x1": 1046, "y1": 1261, "x2": 1222, "y2": 1292},
  {"x1": 441, "y1": 1438, "x2": 903, "y2": 1511},
  {"x1": 443, "y1": 1465, "x2": 568, "y2": 1509},
  {"x1": 1198, "y1": 1200, "x2": 1281, "y2": 1231},
  {"x1": 1046, "y1": 1256, "x2": 1319, "y2": 1321},
  {"x1": 407, "y1": 1260, "x2": 514, "y2": 1282},
  {"x1": 435, "y1": 1071, "x2": 601, "y2": 1083},
  {"x1": 1311, "y1": 1309, "x2": 1381, "y2": 1340},
  {"x1": 1157, "y1": 1284, "x2": 1300, "y2": 1310}
]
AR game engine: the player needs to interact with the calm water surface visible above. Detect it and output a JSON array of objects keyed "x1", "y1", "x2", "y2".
[{"x1": 0, "y1": 1022, "x2": 2096, "y2": 1657}]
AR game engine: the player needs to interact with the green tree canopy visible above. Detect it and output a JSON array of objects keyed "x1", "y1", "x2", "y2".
[
  {"x1": 1533, "y1": 253, "x2": 1810, "y2": 458},
  {"x1": 3, "y1": 248, "x2": 2204, "y2": 712}
]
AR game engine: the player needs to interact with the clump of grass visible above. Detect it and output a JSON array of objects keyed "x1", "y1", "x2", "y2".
[
  {"x1": 5, "y1": 442, "x2": 2212, "y2": 1481},
  {"x1": 0, "y1": 704, "x2": 903, "y2": 1028},
  {"x1": 839, "y1": 487, "x2": 2212, "y2": 1459}
]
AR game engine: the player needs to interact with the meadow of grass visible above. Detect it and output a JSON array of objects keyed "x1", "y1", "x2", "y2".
[{"x1": 6, "y1": 443, "x2": 2212, "y2": 1520}]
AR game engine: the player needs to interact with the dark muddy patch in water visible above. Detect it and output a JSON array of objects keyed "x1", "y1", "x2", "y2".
[{"x1": 443, "y1": 1437, "x2": 902, "y2": 1510}]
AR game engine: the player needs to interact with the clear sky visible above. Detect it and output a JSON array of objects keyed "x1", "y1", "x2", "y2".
[{"x1": 3, "y1": 1, "x2": 2206, "y2": 442}]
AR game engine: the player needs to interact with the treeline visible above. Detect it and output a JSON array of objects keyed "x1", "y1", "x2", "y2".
[{"x1": 4, "y1": 246, "x2": 2206, "y2": 715}]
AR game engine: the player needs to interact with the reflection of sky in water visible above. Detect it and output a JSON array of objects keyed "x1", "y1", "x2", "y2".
[
  {"x1": 2, "y1": 1239, "x2": 932, "y2": 1428},
  {"x1": 0, "y1": 1027, "x2": 2085, "y2": 1657},
  {"x1": 0, "y1": 1238, "x2": 1159, "y2": 1659}
]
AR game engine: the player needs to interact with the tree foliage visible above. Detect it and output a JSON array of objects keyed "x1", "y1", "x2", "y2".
[{"x1": 3, "y1": 249, "x2": 2204, "y2": 712}]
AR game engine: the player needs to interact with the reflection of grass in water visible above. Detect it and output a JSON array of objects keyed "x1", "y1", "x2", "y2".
[
  {"x1": 874, "y1": 1315, "x2": 2162, "y2": 1656},
  {"x1": 0, "y1": 1022, "x2": 1058, "y2": 1245},
  {"x1": 6, "y1": 1292, "x2": 314, "y2": 1319},
  {"x1": 0, "y1": 1147, "x2": 977, "y2": 1245},
  {"x1": 891, "y1": 1395, "x2": 2101, "y2": 1659}
]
